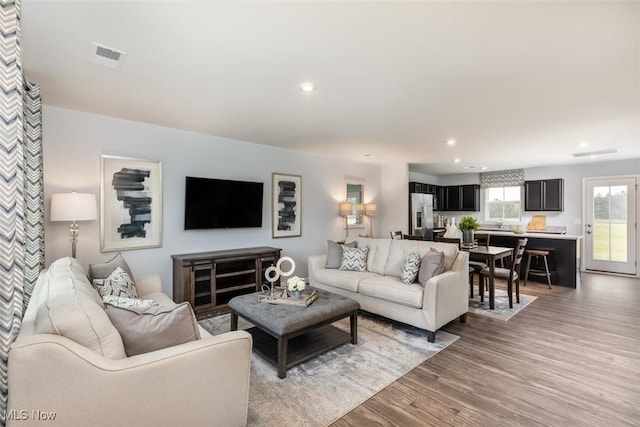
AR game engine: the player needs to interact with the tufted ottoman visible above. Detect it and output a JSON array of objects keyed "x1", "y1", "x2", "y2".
[{"x1": 228, "y1": 287, "x2": 360, "y2": 378}]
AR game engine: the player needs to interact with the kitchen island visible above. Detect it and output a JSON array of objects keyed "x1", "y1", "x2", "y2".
[{"x1": 477, "y1": 230, "x2": 582, "y2": 288}]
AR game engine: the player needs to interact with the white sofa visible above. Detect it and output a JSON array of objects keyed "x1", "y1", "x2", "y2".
[
  {"x1": 308, "y1": 237, "x2": 469, "y2": 342},
  {"x1": 8, "y1": 257, "x2": 252, "y2": 427}
]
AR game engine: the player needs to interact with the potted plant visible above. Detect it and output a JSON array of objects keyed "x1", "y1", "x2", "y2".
[{"x1": 458, "y1": 215, "x2": 480, "y2": 245}]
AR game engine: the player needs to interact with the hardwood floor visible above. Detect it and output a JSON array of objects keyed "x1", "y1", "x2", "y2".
[{"x1": 331, "y1": 273, "x2": 640, "y2": 426}]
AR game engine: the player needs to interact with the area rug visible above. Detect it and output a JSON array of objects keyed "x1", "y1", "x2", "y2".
[
  {"x1": 469, "y1": 288, "x2": 537, "y2": 321},
  {"x1": 200, "y1": 312, "x2": 458, "y2": 427}
]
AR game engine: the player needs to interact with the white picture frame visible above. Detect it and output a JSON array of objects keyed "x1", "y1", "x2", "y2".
[
  {"x1": 100, "y1": 155, "x2": 163, "y2": 251},
  {"x1": 272, "y1": 172, "x2": 302, "y2": 238}
]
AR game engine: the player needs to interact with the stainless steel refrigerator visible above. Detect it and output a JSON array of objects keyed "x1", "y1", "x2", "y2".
[{"x1": 410, "y1": 193, "x2": 434, "y2": 239}]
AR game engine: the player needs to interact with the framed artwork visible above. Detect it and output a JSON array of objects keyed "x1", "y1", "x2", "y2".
[
  {"x1": 100, "y1": 155, "x2": 163, "y2": 251},
  {"x1": 272, "y1": 173, "x2": 301, "y2": 238}
]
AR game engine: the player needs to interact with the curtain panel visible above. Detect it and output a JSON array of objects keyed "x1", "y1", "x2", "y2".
[
  {"x1": 23, "y1": 82, "x2": 44, "y2": 310},
  {"x1": 1, "y1": 0, "x2": 25, "y2": 424},
  {"x1": 480, "y1": 168, "x2": 525, "y2": 188},
  {"x1": 0, "y1": 2, "x2": 44, "y2": 425}
]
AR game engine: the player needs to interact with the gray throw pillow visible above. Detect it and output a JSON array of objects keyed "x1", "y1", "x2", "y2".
[
  {"x1": 339, "y1": 246, "x2": 369, "y2": 272},
  {"x1": 400, "y1": 252, "x2": 422, "y2": 284},
  {"x1": 418, "y1": 249, "x2": 445, "y2": 286},
  {"x1": 325, "y1": 240, "x2": 357, "y2": 269},
  {"x1": 104, "y1": 302, "x2": 201, "y2": 357},
  {"x1": 89, "y1": 253, "x2": 135, "y2": 284}
]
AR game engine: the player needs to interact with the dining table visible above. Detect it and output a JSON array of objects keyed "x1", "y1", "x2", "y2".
[{"x1": 463, "y1": 245, "x2": 514, "y2": 309}]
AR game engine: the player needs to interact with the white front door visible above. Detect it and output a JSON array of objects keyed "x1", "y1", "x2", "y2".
[{"x1": 584, "y1": 177, "x2": 637, "y2": 275}]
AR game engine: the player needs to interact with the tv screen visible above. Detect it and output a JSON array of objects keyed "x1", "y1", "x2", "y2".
[{"x1": 184, "y1": 176, "x2": 264, "y2": 229}]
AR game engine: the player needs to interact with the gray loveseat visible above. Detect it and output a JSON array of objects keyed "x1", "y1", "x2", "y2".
[{"x1": 308, "y1": 237, "x2": 469, "y2": 342}]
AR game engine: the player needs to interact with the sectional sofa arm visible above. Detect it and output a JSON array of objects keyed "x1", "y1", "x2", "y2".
[
  {"x1": 308, "y1": 254, "x2": 327, "y2": 285},
  {"x1": 8, "y1": 331, "x2": 252, "y2": 427},
  {"x1": 134, "y1": 274, "x2": 163, "y2": 296}
]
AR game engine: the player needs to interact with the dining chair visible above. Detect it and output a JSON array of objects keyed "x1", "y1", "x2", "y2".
[
  {"x1": 468, "y1": 232, "x2": 490, "y2": 297},
  {"x1": 435, "y1": 236, "x2": 474, "y2": 290},
  {"x1": 403, "y1": 234, "x2": 424, "y2": 241},
  {"x1": 390, "y1": 231, "x2": 403, "y2": 240},
  {"x1": 479, "y1": 238, "x2": 528, "y2": 309}
]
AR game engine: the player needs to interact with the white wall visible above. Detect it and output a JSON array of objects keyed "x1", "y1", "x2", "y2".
[
  {"x1": 43, "y1": 106, "x2": 381, "y2": 295},
  {"x1": 379, "y1": 163, "x2": 409, "y2": 237}
]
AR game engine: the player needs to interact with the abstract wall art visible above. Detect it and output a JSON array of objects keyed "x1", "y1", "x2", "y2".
[
  {"x1": 272, "y1": 173, "x2": 301, "y2": 238},
  {"x1": 100, "y1": 155, "x2": 163, "y2": 251}
]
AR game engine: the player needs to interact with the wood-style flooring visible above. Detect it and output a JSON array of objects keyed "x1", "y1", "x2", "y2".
[{"x1": 332, "y1": 273, "x2": 640, "y2": 426}]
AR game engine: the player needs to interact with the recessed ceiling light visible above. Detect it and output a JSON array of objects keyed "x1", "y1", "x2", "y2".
[
  {"x1": 463, "y1": 165, "x2": 485, "y2": 170},
  {"x1": 578, "y1": 140, "x2": 588, "y2": 147},
  {"x1": 453, "y1": 158, "x2": 461, "y2": 163},
  {"x1": 481, "y1": 166, "x2": 487, "y2": 170},
  {"x1": 446, "y1": 139, "x2": 456, "y2": 146},
  {"x1": 299, "y1": 82, "x2": 315, "y2": 92}
]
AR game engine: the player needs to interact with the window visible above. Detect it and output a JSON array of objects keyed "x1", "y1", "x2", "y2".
[{"x1": 485, "y1": 186, "x2": 521, "y2": 221}]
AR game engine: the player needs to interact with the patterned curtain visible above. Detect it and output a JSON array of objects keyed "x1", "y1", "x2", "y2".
[
  {"x1": 480, "y1": 168, "x2": 525, "y2": 188},
  {"x1": 0, "y1": 1, "x2": 44, "y2": 425},
  {"x1": 23, "y1": 82, "x2": 44, "y2": 309}
]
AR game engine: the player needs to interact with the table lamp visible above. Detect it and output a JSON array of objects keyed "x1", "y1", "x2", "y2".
[
  {"x1": 50, "y1": 192, "x2": 97, "y2": 258},
  {"x1": 364, "y1": 203, "x2": 377, "y2": 237},
  {"x1": 338, "y1": 202, "x2": 352, "y2": 237}
]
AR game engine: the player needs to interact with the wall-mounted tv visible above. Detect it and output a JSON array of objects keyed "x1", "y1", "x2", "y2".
[{"x1": 184, "y1": 176, "x2": 264, "y2": 230}]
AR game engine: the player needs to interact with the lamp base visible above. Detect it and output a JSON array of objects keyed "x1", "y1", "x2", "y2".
[{"x1": 69, "y1": 221, "x2": 79, "y2": 258}]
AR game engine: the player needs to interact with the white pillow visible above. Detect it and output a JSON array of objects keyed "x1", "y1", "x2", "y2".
[
  {"x1": 400, "y1": 252, "x2": 422, "y2": 284},
  {"x1": 339, "y1": 246, "x2": 369, "y2": 272},
  {"x1": 92, "y1": 266, "x2": 138, "y2": 299},
  {"x1": 103, "y1": 295, "x2": 158, "y2": 309}
]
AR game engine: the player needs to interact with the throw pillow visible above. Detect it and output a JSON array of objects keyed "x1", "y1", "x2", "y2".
[
  {"x1": 339, "y1": 246, "x2": 369, "y2": 272},
  {"x1": 89, "y1": 252, "x2": 135, "y2": 284},
  {"x1": 92, "y1": 266, "x2": 139, "y2": 299},
  {"x1": 103, "y1": 294, "x2": 158, "y2": 309},
  {"x1": 325, "y1": 240, "x2": 357, "y2": 269},
  {"x1": 104, "y1": 302, "x2": 201, "y2": 357},
  {"x1": 400, "y1": 252, "x2": 422, "y2": 284},
  {"x1": 418, "y1": 249, "x2": 445, "y2": 286}
]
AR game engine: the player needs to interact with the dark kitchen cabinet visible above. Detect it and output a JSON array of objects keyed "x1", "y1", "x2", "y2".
[
  {"x1": 441, "y1": 184, "x2": 480, "y2": 212},
  {"x1": 435, "y1": 186, "x2": 446, "y2": 211},
  {"x1": 461, "y1": 184, "x2": 481, "y2": 211},
  {"x1": 409, "y1": 182, "x2": 435, "y2": 194},
  {"x1": 525, "y1": 179, "x2": 564, "y2": 211}
]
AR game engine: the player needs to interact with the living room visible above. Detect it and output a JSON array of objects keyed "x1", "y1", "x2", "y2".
[{"x1": 2, "y1": 1, "x2": 640, "y2": 426}]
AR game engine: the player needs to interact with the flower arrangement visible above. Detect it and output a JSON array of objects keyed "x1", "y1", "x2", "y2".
[{"x1": 287, "y1": 276, "x2": 306, "y2": 292}]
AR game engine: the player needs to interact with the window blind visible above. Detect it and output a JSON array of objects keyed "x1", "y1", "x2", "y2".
[{"x1": 480, "y1": 169, "x2": 524, "y2": 188}]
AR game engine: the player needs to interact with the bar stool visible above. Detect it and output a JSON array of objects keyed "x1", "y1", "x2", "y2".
[{"x1": 523, "y1": 249, "x2": 552, "y2": 289}]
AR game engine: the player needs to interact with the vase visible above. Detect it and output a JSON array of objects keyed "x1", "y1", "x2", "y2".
[
  {"x1": 462, "y1": 230, "x2": 474, "y2": 245},
  {"x1": 290, "y1": 290, "x2": 301, "y2": 300}
]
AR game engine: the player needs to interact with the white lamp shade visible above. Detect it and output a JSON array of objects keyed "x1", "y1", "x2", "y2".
[
  {"x1": 50, "y1": 192, "x2": 98, "y2": 222},
  {"x1": 338, "y1": 202, "x2": 352, "y2": 217},
  {"x1": 365, "y1": 203, "x2": 377, "y2": 217}
]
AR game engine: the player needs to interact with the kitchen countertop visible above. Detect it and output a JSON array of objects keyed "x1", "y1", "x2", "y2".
[{"x1": 478, "y1": 229, "x2": 583, "y2": 240}]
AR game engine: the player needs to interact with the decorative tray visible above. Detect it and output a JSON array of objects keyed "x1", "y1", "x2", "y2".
[{"x1": 258, "y1": 288, "x2": 318, "y2": 307}]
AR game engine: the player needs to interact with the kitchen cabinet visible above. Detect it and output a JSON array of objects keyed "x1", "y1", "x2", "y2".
[
  {"x1": 409, "y1": 182, "x2": 435, "y2": 194},
  {"x1": 435, "y1": 186, "x2": 446, "y2": 211},
  {"x1": 440, "y1": 184, "x2": 480, "y2": 212},
  {"x1": 525, "y1": 179, "x2": 564, "y2": 211}
]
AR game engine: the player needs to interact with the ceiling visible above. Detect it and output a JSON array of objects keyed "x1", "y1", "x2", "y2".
[{"x1": 22, "y1": 1, "x2": 640, "y2": 176}]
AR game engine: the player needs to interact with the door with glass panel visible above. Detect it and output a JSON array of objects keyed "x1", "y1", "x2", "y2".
[{"x1": 584, "y1": 177, "x2": 637, "y2": 275}]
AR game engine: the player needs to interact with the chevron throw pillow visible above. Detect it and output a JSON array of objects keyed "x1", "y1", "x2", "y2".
[
  {"x1": 339, "y1": 246, "x2": 369, "y2": 272},
  {"x1": 93, "y1": 267, "x2": 139, "y2": 299},
  {"x1": 400, "y1": 252, "x2": 422, "y2": 284}
]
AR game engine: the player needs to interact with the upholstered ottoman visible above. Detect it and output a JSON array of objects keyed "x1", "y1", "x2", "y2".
[{"x1": 228, "y1": 287, "x2": 360, "y2": 378}]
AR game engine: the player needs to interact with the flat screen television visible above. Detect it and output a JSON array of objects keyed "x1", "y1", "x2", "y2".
[{"x1": 184, "y1": 176, "x2": 264, "y2": 229}]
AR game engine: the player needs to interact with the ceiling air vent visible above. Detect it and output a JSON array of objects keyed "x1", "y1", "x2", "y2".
[
  {"x1": 88, "y1": 42, "x2": 127, "y2": 70},
  {"x1": 572, "y1": 149, "x2": 618, "y2": 158}
]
